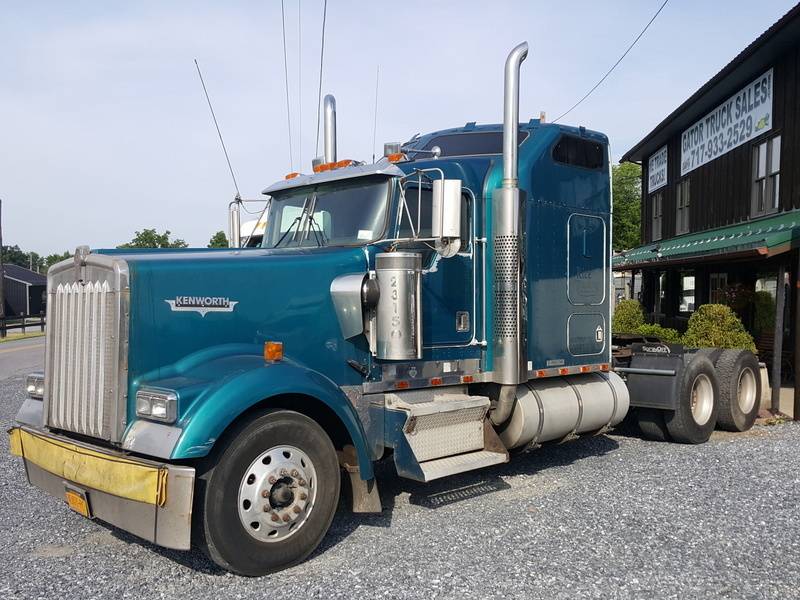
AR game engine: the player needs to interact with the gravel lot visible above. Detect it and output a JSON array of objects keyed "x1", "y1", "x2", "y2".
[{"x1": 1, "y1": 372, "x2": 799, "y2": 599}]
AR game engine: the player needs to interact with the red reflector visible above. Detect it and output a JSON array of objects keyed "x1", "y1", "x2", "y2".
[
  {"x1": 559, "y1": 367, "x2": 569, "y2": 376},
  {"x1": 601, "y1": 363, "x2": 610, "y2": 372},
  {"x1": 580, "y1": 366, "x2": 591, "y2": 373},
  {"x1": 536, "y1": 370, "x2": 546, "y2": 378},
  {"x1": 461, "y1": 375, "x2": 474, "y2": 383},
  {"x1": 396, "y1": 381, "x2": 410, "y2": 390},
  {"x1": 430, "y1": 377, "x2": 443, "y2": 386}
]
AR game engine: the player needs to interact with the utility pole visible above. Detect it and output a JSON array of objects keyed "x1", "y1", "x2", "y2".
[{"x1": 0, "y1": 198, "x2": 5, "y2": 338}]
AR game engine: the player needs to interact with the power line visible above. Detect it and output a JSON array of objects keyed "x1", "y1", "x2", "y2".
[
  {"x1": 194, "y1": 58, "x2": 241, "y2": 198},
  {"x1": 298, "y1": 0, "x2": 302, "y2": 168},
  {"x1": 553, "y1": 0, "x2": 669, "y2": 124},
  {"x1": 281, "y1": 0, "x2": 294, "y2": 171},
  {"x1": 315, "y1": 0, "x2": 328, "y2": 157}
]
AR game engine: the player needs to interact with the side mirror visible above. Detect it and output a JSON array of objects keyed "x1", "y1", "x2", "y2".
[{"x1": 432, "y1": 179, "x2": 462, "y2": 258}]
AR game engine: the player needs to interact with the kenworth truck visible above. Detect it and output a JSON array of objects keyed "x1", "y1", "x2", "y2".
[{"x1": 9, "y1": 43, "x2": 762, "y2": 576}]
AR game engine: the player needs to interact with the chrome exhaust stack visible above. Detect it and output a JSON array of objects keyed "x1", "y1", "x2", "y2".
[
  {"x1": 491, "y1": 42, "x2": 529, "y2": 400},
  {"x1": 323, "y1": 94, "x2": 337, "y2": 163}
]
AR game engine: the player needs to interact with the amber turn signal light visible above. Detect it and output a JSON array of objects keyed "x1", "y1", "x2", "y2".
[{"x1": 264, "y1": 341, "x2": 284, "y2": 362}]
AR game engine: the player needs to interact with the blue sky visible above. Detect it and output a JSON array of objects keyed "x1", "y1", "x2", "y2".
[{"x1": 1, "y1": 0, "x2": 797, "y2": 254}]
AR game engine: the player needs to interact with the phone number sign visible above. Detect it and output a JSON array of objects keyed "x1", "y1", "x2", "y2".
[{"x1": 680, "y1": 69, "x2": 772, "y2": 176}]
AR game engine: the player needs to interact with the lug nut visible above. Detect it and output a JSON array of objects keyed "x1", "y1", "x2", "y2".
[
  {"x1": 291, "y1": 469, "x2": 299, "y2": 477},
  {"x1": 299, "y1": 492, "x2": 307, "y2": 501},
  {"x1": 271, "y1": 513, "x2": 280, "y2": 522},
  {"x1": 293, "y1": 506, "x2": 302, "y2": 514},
  {"x1": 263, "y1": 505, "x2": 270, "y2": 512},
  {"x1": 261, "y1": 490, "x2": 269, "y2": 498},
  {"x1": 280, "y1": 468, "x2": 288, "y2": 476},
  {"x1": 298, "y1": 479, "x2": 306, "y2": 487},
  {"x1": 282, "y1": 514, "x2": 291, "y2": 522},
  {"x1": 268, "y1": 476, "x2": 277, "y2": 484}
]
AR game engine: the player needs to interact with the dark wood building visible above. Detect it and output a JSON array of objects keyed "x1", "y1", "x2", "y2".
[
  {"x1": 2, "y1": 264, "x2": 46, "y2": 317},
  {"x1": 614, "y1": 4, "x2": 800, "y2": 406}
]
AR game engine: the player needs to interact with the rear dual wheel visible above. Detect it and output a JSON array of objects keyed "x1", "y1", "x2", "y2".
[{"x1": 195, "y1": 410, "x2": 341, "y2": 576}]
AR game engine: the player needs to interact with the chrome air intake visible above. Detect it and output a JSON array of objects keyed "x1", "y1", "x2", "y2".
[
  {"x1": 492, "y1": 42, "x2": 529, "y2": 385},
  {"x1": 43, "y1": 250, "x2": 129, "y2": 442}
]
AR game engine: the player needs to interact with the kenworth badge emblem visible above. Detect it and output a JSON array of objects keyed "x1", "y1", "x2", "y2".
[{"x1": 165, "y1": 296, "x2": 238, "y2": 317}]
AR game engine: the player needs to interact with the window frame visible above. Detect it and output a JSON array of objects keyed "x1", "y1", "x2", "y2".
[
  {"x1": 650, "y1": 190, "x2": 663, "y2": 242},
  {"x1": 675, "y1": 178, "x2": 690, "y2": 235},
  {"x1": 551, "y1": 134, "x2": 606, "y2": 171},
  {"x1": 751, "y1": 134, "x2": 781, "y2": 218}
]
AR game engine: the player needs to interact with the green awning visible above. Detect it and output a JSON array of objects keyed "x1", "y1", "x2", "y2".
[{"x1": 613, "y1": 209, "x2": 800, "y2": 270}]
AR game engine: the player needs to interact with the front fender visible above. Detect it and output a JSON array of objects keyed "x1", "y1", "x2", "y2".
[{"x1": 165, "y1": 353, "x2": 374, "y2": 480}]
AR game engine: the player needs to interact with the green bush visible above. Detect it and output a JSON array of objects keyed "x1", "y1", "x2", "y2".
[
  {"x1": 753, "y1": 290, "x2": 775, "y2": 336},
  {"x1": 636, "y1": 323, "x2": 681, "y2": 343},
  {"x1": 612, "y1": 299, "x2": 644, "y2": 334},
  {"x1": 682, "y1": 304, "x2": 756, "y2": 352}
]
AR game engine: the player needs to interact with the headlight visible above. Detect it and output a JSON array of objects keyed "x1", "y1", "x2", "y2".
[
  {"x1": 135, "y1": 388, "x2": 178, "y2": 423},
  {"x1": 25, "y1": 373, "x2": 45, "y2": 400}
]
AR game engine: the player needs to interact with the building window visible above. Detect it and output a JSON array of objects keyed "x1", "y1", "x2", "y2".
[
  {"x1": 752, "y1": 135, "x2": 781, "y2": 217},
  {"x1": 679, "y1": 272, "x2": 695, "y2": 313},
  {"x1": 676, "y1": 179, "x2": 690, "y2": 235},
  {"x1": 709, "y1": 272, "x2": 728, "y2": 304},
  {"x1": 651, "y1": 191, "x2": 663, "y2": 241}
]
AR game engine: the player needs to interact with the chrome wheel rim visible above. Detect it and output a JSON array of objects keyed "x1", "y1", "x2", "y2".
[
  {"x1": 237, "y1": 445, "x2": 317, "y2": 543},
  {"x1": 737, "y1": 367, "x2": 757, "y2": 414},
  {"x1": 690, "y1": 373, "x2": 714, "y2": 426}
]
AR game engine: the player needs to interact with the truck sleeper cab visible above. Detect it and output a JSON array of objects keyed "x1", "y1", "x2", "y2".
[{"x1": 8, "y1": 42, "x2": 761, "y2": 576}]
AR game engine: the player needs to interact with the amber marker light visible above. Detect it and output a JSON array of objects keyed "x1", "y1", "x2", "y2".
[
  {"x1": 461, "y1": 375, "x2": 474, "y2": 384},
  {"x1": 334, "y1": 159, "x2": 354, "y2": 169},
  {"x1": 285, "y1": 172, "x2": 300, "y2": 179},
  {"x1": 386, "y1": 152, "x2": 405, "y2": 163},
  {"x1": 430, "y1": 377, "x2": 443, "y2": 386},
  {"x1": 580, "y1": 365, "x2": 591, "y2": 373},
  {"x1": 559, "y1": 367, "x2": 569, "y2": 376},
  {"x1": 600, "y1": 363, "x2": 610, "y2": 372},
  {"x1": 264, "y1": 341, "x2": 284, "y2": 362},
  {"x1": 396, "y1": 381, "x2": 410, "y2": 390}
]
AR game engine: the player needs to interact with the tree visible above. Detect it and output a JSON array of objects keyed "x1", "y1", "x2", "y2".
[
  {"x1": 118, "y1": 229, "x2": 188, "y2": 249},
  {"x1": 1, "y1": 244, "x2": 30, "y2": 268},
  {"x1": 43, "y1": 251, "x2": 72, "y2": 271},
  {"x1": 208, "y1": 231, "x2": 229, "y2": 248},
  {"x1": 612, "y1": 162, "x2": 642, "y2": 251}
]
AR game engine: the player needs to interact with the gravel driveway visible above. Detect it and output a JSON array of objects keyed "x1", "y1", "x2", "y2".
[{"x1": 1, "y1": 373, "x2": 799, "y2": 599}]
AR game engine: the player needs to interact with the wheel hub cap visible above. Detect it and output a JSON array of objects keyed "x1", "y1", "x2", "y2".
[
  {"x1": 238, "y1": 445, "x2": 317, "y2": 543},
  {"x1": 737, "y1": 367, "x2": 757, "y2": 414},
  {"x1": 690, "y1": 373, "x2": 714, "y2": 426}
]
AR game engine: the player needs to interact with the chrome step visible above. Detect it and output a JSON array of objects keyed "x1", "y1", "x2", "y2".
[
  {"x1": 418, "y1": 449, "x2": 508, "y2": 482},
  {"x1": 384, "y1": 386, "x2": 510, "y2": 482}
]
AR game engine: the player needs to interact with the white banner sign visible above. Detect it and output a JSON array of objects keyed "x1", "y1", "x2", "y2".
[
  {"x1": 680, "y1": 68, "x2": 773, "y2": 176},
  {"x1": 648, "y1": 145, "x2": 668, "y2": 193}
]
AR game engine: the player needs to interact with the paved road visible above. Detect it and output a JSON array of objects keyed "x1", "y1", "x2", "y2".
[
  {"x1": 1, "y1": 370, "x2": 799, "y2": 598},
  {"x1": 0, "y1": 336, "x2": 45, "y2": 381}
]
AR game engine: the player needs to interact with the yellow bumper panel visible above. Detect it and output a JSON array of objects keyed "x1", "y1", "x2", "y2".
[{"x1": 8, "y1": 427, "x2": 167, "y2": 506}]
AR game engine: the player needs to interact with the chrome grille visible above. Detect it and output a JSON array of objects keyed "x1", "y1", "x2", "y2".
[{"x1": 44, "y1": 255, "x2": 128, "y2": 442}]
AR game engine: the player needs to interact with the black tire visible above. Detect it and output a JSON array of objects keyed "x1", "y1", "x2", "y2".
[
  {"x1": 634, "y1": 407, "x2": 671, "y2": 442},
  {"x1": 715, "y1": 349, "x2": 761, "y2": 432},
  {"x1": 195, "y1": 410, "x2": 341, "y2": 576},
  {"x1": 665, "y1": 354, "x2": 719, "y2": 444}
]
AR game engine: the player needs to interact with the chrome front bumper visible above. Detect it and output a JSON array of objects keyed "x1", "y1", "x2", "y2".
[{"x1": 9, "y1": 425, "x2": 195, "y2": 550}]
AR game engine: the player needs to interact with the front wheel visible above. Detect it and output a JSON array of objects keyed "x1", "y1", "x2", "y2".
[{"x1": 196, "y1": 410, "x2": 341, "y2": 576}]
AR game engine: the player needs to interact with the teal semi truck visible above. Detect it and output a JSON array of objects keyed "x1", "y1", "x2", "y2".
[{"x1": 9, "y1": 43, "x2": 762, "y2": 576}]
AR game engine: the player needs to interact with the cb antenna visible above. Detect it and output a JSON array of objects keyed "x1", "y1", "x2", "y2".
[{"x1": 194, "y1": 58, "x2": 241, "y2": 199}]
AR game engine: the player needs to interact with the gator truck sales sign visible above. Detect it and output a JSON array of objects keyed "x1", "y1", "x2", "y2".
[
  {"x1": 680, "y1": 69, "x2": 773, "y2": 176},
  {"x1": 648, "y1": 145, "x2": 668, "y2": 193}
]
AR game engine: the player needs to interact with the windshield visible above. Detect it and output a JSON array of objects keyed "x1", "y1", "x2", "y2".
[{"x1": 262, "y1": 176, "x2": 391, "y2": 248}]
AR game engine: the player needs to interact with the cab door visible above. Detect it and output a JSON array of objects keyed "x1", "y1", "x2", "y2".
[{"x1": 396, "y1": 185, "x2": 475, "y2": 347}]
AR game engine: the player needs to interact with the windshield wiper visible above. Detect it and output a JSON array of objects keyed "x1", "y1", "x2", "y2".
[
  {"x1": 307, "y1": 214, "x2": 327, "y2": 246},
  {"x1": 273, "y1": 196, "x2": 309, "y2": 248}
]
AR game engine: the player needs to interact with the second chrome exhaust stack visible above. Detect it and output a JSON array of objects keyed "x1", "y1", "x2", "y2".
[
  {"x1": 491, "y1": 42, "x2": 529, "y2": 409},
  {"x1": 323, "y1": 94, "x2": 337, "y2": 163}
]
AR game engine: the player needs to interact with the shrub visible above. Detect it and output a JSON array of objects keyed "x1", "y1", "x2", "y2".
[
  {"x1": 612, "y1": 299, "x2": 644, "y2": 334},
  {"x1": 636, "y1": 323, "x2": 681, "y2": 343},
  {"x1": 682, "y1": 304, "x2": 756, "y2": 352}
]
